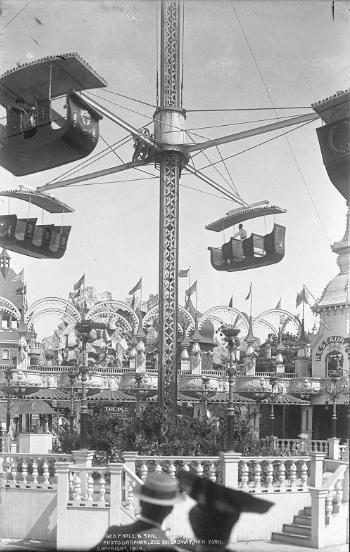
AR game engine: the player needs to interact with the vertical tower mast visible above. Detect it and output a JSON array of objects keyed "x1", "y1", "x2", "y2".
[{"x1": 155, "y1": 0, "x2": 188, "y2": 416}]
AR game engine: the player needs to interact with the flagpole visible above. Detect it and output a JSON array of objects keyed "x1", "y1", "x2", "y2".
[
  {"x1": 140, "y1": 280, "x2": 143, "y2": 316},
  {"x1": 196, "y1": 282, "x2": 198, "y2": 313},
  {"x1": 250, "y1": 283, "x2": 253, "y2": 319},
  {"x1": 231, "y1": 294, "x2": 233, "y2": 325},
  {"x1": 187, "y1": 267, "x2": 191, "y2": 307}
]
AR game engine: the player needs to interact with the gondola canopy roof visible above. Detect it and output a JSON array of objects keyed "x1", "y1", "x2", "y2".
[
  {"x1": 0, "y1": 53, "x2": 107, "y2": 108},
  {"x1": 206, "y1": 201, "x2": 286, "y2": 232},
  {"x1": 0, "y1": 189, "x2": 74, "y2": 213}
]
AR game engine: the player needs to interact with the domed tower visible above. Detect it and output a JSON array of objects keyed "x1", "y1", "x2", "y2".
[
  {"x1": 0, "y1": 249, "x2": 30, "y2": 366},
  {"x1": 311, "y1": 206, "x2": 350, "y2": 377},
  {"x1": 310, "y1": 90, "x2": 350, "y2": 378}
]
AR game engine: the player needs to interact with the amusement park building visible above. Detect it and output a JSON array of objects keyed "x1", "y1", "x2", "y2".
[{"x1": 0, "y1": 205, "x2": 349, "y2": 444}]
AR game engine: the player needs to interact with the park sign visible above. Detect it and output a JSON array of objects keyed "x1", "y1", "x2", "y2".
[{"x1": 315, "y1": 335, "x2": 345, "y2": 361}]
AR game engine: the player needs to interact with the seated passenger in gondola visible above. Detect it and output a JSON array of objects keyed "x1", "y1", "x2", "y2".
[
  {"x1": 132, "y1": 128, "x2": 152, "y2": 162},
  {"x1": 233, "y1": 223, "x2": 247, "y2": 240}
]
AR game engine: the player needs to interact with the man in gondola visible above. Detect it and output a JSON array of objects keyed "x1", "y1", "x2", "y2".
[{"x1": 233, "y1": 223, "x2": 247, "y2": 240}]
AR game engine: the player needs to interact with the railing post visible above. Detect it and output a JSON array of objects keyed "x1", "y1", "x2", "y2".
[
  {"x1": 309, "y1": 452, "x2": 325, "y2": 487},
  {"x1": 123, "y1": 451, "x2": 139, "y2": 512},
  {"x1": 56, "y1": 462, "x2": 71, "y2": 552},
  {"x1": 72, "y1": 449, "x2": 95, "y2": 499},
  {"x1": 220, "y1": 452, "x2": 242, "y2": 488},
  {"x1": 309, "y1": 488, "x2": 328, "y2": 549},
  {"x1": 342, "y1": 465, "x2": 349, "y2": 504},
  {"x1": 123, "y1": 451, "x2": 138, "y2": 474},
  {"x1": 108, "y1": 463, "x2": 124, "y2": 526},
  {"x1": 327, "y1": 437, "x2": 341, "y2": 460}
]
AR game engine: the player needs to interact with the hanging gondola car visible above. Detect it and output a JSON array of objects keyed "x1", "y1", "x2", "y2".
[
  {"x1": 0, "y1": 188, "x2": 73, "y2": 259},
  {"x1": 312, "y1": 89, "x2": 350, "y2": 202},
  {"x1": 206, "y1": 201, "x2": 286, "y2": 272},
  {"x1": 0, "y1": 53, "x2": 106, "y2": 176}
]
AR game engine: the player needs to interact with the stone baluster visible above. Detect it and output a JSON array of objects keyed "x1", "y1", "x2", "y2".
[
  {"x1": 32, "y1": 459, "x2": 38, "y2": 485},
  {"x1": 87, "y1": 472, "x2": 94, "y2": 501},
  {"x1": 11, "y1": 458, "x2": 17, "y2": 484},
  {"x1": 154, "y1": 461, "x2": 162, "y2": 474},
  {"x1": 195, "y1": 462, "x2": 203, "y2": 478},
  {"x1": 289, "y1": 460, "x2": 297, "y2": 490},
  {"x1": 73, "y1": 474, "x2": 81, "y2": 501},
  {"x1": 333, "y1": 478, "x2": 343, "y2": 512},
  {"x1": 0, "y1": 456, "x2": 5, "y2": 485},
  {"x1": 22, "y1": 459, "x2": 28, "y2": 485},
  {"x1": 140, "y1": 461, "x2": 148, "y2": 481},
  {"x1": 291, "y1": 440, "x2": 297, "y2": 454},
  {"x1": 300, "y1": 460, "x2": 308, "y2": 489},
  {"x1": 240, "y1": 460, "x2": 249, "y2": 491},
  {"x1": 182, "y1": 461, "x2": 190, "y2": 472},
  {"x1": 168, "y1": 460, "x2": 176, "y2": 477},
  {"x1": 253, "y1": 461, "x2": 261, "y2": 491},
  {"x1": 208, "y1": 462, "x2": 217, "y2": 482},
  {"x1": 43, "y1": 459, "x2": 50, "y2": 486},
  {"x1": 69, "y1": 470, "x2": 74, "y2": 493},
  {"x1": 277, "y1": 461, "x2": 286, "y2": 489},
  {"x1": 99, "y1": 473, "x2": 106, "y2": 504},
  {"x1": 265, "y1": 461, "x2": 274, "y2": 491},
  {"x1": 325, "y1": 488, "x2": 334, "y2": 523},
  {"x1": 126, "y1": 476, "x2": 134, "y2": 511}
]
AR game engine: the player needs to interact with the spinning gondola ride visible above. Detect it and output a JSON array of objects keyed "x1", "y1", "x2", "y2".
[
  {"x1": 0, "y1": 188, "x2": 73, "y2": 259},
  {"x1": 206, "y1": 201, "x2": 286, "y2": 272},
  {"x1": 312, "y1": 89, "x2": 350, "y2": 202},
  {"x1": 0, "y1": 53, "x2": 106, "y2": 176}
]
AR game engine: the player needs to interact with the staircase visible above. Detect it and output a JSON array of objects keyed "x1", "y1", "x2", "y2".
[{"x1": 272, "y1": 506, "x2": 312, "y2": 547}]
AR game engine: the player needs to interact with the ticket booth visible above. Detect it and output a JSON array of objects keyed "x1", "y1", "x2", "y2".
[{"x1": 12, "y1": 399, "x2": 55, "y2": 454}]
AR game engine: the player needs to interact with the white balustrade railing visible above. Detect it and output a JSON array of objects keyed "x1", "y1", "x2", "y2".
[
  {"x1": 68, "y1": 465, "x2": 110, "y2": 505},
  {"x1": 255, "y1": 372, "x2": 297, "y2": 379},
  {"x1": 321, "y1": 464, "x2": 348, "y2": 524},
  {"x1": 135, "y1": 456, "x2": 221, "y2": 483},
  {"x1": 0, "y1": 452, "x2": 72, "y2": 488},
  {"x1": 275, "y1": 439, "x2": 329, "y2": 456},
  {"x1": 238, "y1": 456, "x2": 310, "y2": 492},
  {"x1": 130, "y1": 453, "x2": 311, "y2": 493}
]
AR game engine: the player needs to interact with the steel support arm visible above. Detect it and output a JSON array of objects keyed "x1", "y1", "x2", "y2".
[
  {"x1": 37, "y1": 159, "x2": 151, "y2": 192},
  {"x1": 184, "y1": 112, "x2": 320, "y2": 153}
]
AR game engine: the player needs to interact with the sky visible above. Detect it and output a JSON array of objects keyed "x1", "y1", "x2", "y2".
[{"x1": 0, "y1": 0, "x2": 349, "y2": 338}]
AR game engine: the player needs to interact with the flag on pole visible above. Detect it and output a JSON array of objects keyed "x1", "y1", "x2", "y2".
[
  {"x1": 178, "y1": 268, "x2": 190, "y2": 278},
  {"x1": 147, "y1": 294, "x2": 158, "y2": 310},
  {"x1": 11, "y1": 269, "x2": 24, "y2": 282},
  {"x1": 69, "y1": 290, "x2": 80, "y2": 300},
  {"x1": 185, "y1": 280, "x2": 197, "y2": 297},
  {"x1": 276, "y1": 299, "x2": 281, "y2": 309},
  {"x1": 228, "y1": 297, "x2": 233, "y2": 308},
  {"x1": 73, "y1": 274, "x2": 85, "y2": 291},
  {"x1": 245, "y1": 283, "x2": 252, "y2": 301},
  {"x1": 130, "y1": 294, "x2": 136, "y2": 310},
  {"x1": 129, "y1": 277, "x2": 142, "y2": 295},
  {"x1": 296, "y1": 285, "x2": 310, "y2": 308}
]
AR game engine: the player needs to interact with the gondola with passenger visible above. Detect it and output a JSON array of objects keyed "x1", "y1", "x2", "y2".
[
  {"x1": 0, "y1": 188, "x2": 73, "y2": 259},
  {"x1": 206, "y1": 201, "x2": 286, "y2": 272},
  {"x1": 0, "y1": 53, "x2": 106, "y2": 176}
]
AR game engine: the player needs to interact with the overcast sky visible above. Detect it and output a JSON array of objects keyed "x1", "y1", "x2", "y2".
[{"x1": 0, "y1": 0, "x2": 349, "y2": 338}]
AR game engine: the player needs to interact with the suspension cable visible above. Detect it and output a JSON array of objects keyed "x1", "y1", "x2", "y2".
[{"x1": 230, "y1": 0, "x2": 331, "y2": 244}]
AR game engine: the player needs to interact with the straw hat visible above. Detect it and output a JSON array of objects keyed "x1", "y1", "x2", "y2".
[{"x1": 134, "y1": 472, "x2": 184, "y2": 506}]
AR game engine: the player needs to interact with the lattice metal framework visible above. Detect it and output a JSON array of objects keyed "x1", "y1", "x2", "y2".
[{"x1": 158, "y1": 1, "x2": 185, "y2": 416}]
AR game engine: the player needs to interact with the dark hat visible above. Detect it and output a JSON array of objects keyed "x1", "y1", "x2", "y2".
[
  {"x1": 178, "y1": 470, "x2": 273, "y2": 514},
  {"x1": 134, "y1": 472, "x2": 185, "y2": 506},
  {"x1": 179, "y1": 471, "x2": 273, "y2": 550}
]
